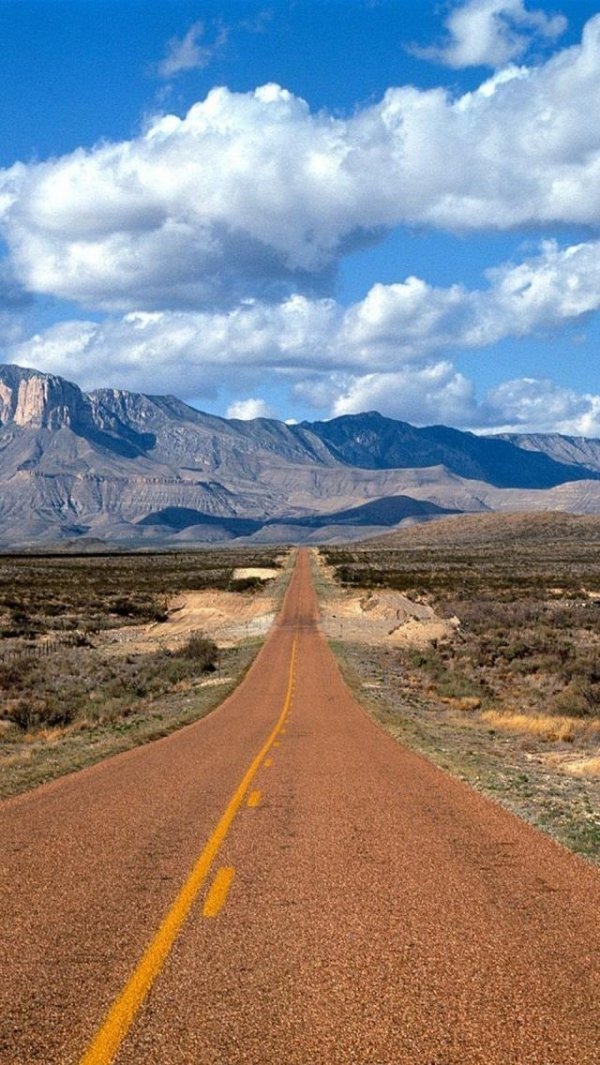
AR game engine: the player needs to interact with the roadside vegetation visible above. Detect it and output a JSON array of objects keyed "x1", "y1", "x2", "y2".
[
  {"x1": 0, "y1": 548, "x2": 288, "y2": 798},
  {"x1": 0, "y1": 548, "x2": 282, "y2": 638},
  {"x1": 319, "y1": 516, "x2": 600, "y2": 862}
]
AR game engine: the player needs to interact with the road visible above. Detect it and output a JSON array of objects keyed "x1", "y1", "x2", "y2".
[{"x1": 1, "y1": 548, "x2": 599, "y2": 1064}]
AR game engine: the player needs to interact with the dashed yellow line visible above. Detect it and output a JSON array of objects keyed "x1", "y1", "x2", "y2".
[
  {"x1": 203, "y1": 867, "x2": 235, "y2": 918},
  {"x1": 79, "y1": 635, "x2": 298, "y2": 1065},
  {"x1": 247, "y1": 789, "x2": 262, "y2": 808},
  {"x1": 264, "y1": 757, "x2": 273, "y2": 768}
]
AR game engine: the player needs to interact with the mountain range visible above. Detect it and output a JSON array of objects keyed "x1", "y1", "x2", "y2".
[{"x1": 2, "y1": 363, "x2": 600, "y2": 547}]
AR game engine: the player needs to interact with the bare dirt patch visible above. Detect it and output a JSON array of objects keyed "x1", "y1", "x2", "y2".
[
  {"x1": 316, "y1": 553, "x2": 457, "y2": 648},
  {"x1": 104, "y1": 586, "x2": 278, "y2": 656},
  {"x1": 232, "y1": 566, "x2": 280, "y2": 581}
]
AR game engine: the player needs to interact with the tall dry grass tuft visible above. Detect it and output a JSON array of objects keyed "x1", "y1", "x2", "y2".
[
  {"x1": 481, "y1": 710, "x2": 600, "y2": 743},
  {"x1": 561, "y1": 755, "x2": 600, "y2": 778}
]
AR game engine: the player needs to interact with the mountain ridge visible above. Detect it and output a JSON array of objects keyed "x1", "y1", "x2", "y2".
[
  {"x1": 494, "y1": 431, "x2": 600, "y2": 473},
  {"x1": 2, "y1": 362, "x2": 600, "y2": 546}
]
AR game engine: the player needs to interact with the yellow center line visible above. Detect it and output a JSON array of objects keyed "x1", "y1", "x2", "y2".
[
  {"x1": 203, "y1": 867, "x2": 235, "y2": 918},
  {"x1": 264, "y1": 757, "x2": 273, "y2": 768},
  {"x1": 79, "y1": 635, "x2": 298, "y2": 1065},
  {"x1": 247, "y1": 789, "x2": 262, "y2": 808}
]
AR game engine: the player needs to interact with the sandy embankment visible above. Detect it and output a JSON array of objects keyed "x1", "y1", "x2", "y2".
[
  {"x1": 316, "y1": 554, "x2": 458, "y2": 648},
  {"x1": 103, "y1": 583, "x2": 279, "y2": 658}
]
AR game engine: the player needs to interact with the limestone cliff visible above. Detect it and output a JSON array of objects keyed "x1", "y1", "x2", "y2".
[{"x1": 0, "y1": 365, "x2": 89, "y2": 430}]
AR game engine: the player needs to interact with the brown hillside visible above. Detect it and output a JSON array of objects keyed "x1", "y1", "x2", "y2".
[{"x1": 363, "y1": 511, "x2": 600, "y2": 549}]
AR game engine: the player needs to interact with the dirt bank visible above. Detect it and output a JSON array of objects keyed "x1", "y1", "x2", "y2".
[
  {"x1": 315, "y1": 554, "x2": 458, "y2": 648},
  {"x1": 101, "y1": 586, "x2": 278, "y2": 656}
]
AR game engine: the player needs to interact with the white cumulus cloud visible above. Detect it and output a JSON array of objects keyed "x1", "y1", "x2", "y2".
[
  {"x1": 327, "y1": 369, "x2": 600, "y2": 436},
  {"x1": 330, "y1": 363, "x2": 479, "y2": 426},
  {"x1": 484, "y1": 377, "x2": 600, "y2": 434},
  {"x1": 5, "y1": 13, "x2": 600, "y2": 438},
  {"x1": 7, "y1": 232, "x2": 600, "y2": 434},
  {"x1": 2, "y1": 19, "x2": 600, "y2": 311},
  {"x1": 226, "y1": 397, "x2": 274, "y2": 420},
  {"x1": 8, "y1": 236, "x2": 600, "y2": 393}
]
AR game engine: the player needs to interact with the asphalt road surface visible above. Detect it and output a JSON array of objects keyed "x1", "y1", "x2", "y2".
[{"x1": 1, "y1": 549, "x2": 600, "y2": 1064}]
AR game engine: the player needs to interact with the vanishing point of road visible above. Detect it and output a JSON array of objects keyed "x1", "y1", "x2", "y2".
[{"x1": 1, "y1": 549, "x2": 599, "y2": 1064}]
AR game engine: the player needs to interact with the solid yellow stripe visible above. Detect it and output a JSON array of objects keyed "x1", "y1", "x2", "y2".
[
  {"x1": 203, "y1": 867, "x2": 235, "y2": 918},
  {"x1": 247, "y1": 789, "x2": 261, "y2": 808},
  {"x1": 79, "y1": 636, "x2": 297, "y2": 1065}
]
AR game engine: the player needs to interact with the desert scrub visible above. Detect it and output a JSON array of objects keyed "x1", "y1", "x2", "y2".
[
  {"x1": 177, "y1": 632, "x2": 218, "y2": 665},
  {"x1": 0, "y1": 547, "x2": 287, "y2": 738},
  {"x1": 323, "y1": 526, "x2": 600, "y2": 735},
  {"x1": 0, "y1": 637, "x2": 261, "y2": 801},
  {"x1": 228, "y1": 575, "x2": 267, "y2": 593},
  {"x1": 0, "y1": 547, "x2": 283, "y2": 638},
  {"x1": 550, "y1": 681, "x2": 600, "y2": 718},
  {"x1": 0, "y1": 631, "x2": 218, "y2": 732},
  {"x1": 405, "y1": 646, "x2": 492, "y2": 704}
]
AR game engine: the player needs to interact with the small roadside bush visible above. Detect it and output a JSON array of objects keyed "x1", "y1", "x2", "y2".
[
  {"x1": 177, "y1": 632, "x2": 218, "y2": 670},
  {"x1": 228, "y1": 576, "x2": 264, "y2": 593},
  {"x1": 6, "y1": 695, "x2": 75, "y2": 730}
]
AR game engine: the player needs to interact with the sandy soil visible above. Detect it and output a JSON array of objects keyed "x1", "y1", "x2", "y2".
[
  {"x1": 315, "y1": 555, "x2": 458, "y2": 648},
  {"x1": 232, "y1": 567, "x2": 280, "y2": 580},
  {"x1": 102, "y1": 587, "x2": 278, "y2": 656}
]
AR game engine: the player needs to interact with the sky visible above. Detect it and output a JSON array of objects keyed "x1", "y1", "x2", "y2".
[{"x1": 2, "y1": 0, "x2": 600, "y2": 434}]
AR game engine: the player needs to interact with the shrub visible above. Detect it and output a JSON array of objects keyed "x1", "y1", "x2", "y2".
[
  {"x1": 177, "y1": 632, "x2": 218, "y2": 670},
  {"x1": 229, "y1": 576, "x2": 264, "y2": 593},
  {"x1": 0, "y1": 655, "x2": 37, "y2": 690},
  {"x1": 551, "y1": 682, "x2": 600, "y2": 718},
  {"x1": 6, "y1": 695, "x2": 75, "y2": 730}
]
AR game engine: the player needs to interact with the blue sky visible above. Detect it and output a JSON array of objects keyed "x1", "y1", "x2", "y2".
[{"x1": 2, "y1": 0, "x2": 600, "y2": 433}]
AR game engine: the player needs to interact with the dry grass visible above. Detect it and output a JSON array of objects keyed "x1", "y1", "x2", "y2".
[
  {"x1": 562, "y1": 756, "x2": 600, "y2": 778},
  {"x1": 441, "y1": 696, "x2": 482, "y2": 712},
  {"x1": 481, "y1": 710, "x2": 600, "y2": 743}
]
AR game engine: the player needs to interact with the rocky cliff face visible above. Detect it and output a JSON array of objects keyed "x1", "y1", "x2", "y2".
[
  {"x1": 90, "y1": 388, "x2": 338, "y2": 474},
  {"x1": 0, "y1": 365, "x2": 89, "y2": 430}
]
